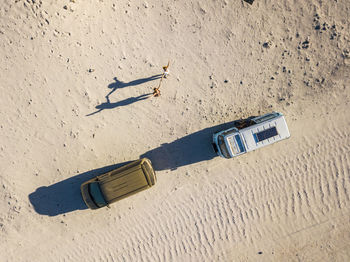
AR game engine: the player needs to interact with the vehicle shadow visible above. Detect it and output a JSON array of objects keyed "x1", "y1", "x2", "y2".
[
  {"x1": 29, "y1": 161, "x2": 131, "y2": 216},
  {"x1": 140, "y1": 120, "x2": 238, "y2": 171}
]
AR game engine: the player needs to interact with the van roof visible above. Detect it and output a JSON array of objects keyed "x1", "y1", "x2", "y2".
[
  {"x1": 238, "y1": 114, "x2": 290, "y2": 152},
  {"x1": 99, "y1": 163, "x2": 149, "y2": 203}
]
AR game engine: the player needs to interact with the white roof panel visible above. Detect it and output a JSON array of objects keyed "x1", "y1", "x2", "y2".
[{"x1": 240, "y1": 115, "x2": 290, "y2": 152}]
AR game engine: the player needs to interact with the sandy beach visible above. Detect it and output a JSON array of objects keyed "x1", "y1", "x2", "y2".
[{"x1": 1, "y1": 0, "x2": 350, "y2": 261}]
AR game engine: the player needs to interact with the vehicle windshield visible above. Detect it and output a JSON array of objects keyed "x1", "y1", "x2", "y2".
[
  {"x1": 88, "y1": 182, "x2": 107, "y2": 207},
  {"x1": 218, "y1": 135, "x2": 231, "y2": 158}
]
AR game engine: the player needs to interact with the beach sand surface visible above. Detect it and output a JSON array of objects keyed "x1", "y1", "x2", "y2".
[{"x1": 1, "y1": 0, "x2": 350, "y2": 261}]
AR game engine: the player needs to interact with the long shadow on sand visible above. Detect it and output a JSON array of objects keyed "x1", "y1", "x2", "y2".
[
  {"x1": 86, "y1": 94, "x2": 151, "y2": 116},
  {"x1": 29, "y1": 161, "x2": 131, "y2": 216},
  {"x1": 29, "y1": 121, "x2": 242, "y2": 215},
  {"x1": 106, "y1": 75, "x2": 162, "y2": 100},
  {"x1": 86, "y1": 74, "x2": 162, "y2": 116},
  {"x1": 140, "y1": 120, "x2": 238, "y2": 171}
]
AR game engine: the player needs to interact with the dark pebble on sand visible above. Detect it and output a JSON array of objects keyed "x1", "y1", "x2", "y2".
[{"x1": 302, "y1": 40, "x2": 309, "y2": 49}]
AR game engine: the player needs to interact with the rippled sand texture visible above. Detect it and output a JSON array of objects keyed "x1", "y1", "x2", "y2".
[{"x1": 1, "y1": 0, "x2": 350, "y2": 261}]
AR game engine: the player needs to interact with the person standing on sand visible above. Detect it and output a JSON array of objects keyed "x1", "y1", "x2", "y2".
[
  {"x1": 152, "y1": 87, "x2": 161, "y2": 97},
  {"x1": 162, "y1": 61, "x2": 170, "y2": 78},
  {"x1": 149, "y1": 61, "x2": 170, "y2": 98}
]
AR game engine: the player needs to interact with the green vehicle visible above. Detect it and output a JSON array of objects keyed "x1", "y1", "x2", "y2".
[{"x1": 81, "y1": 158, "x2": 156, "y2": 209}]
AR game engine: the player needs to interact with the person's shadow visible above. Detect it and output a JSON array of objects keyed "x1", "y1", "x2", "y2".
[
  {"x1": 140, "y1": 120, "x2": 241, "y2": 171},
  {"x1": 87, "y1": 74, "x2": 162, "y2": 116},
  {"x1": 86, "y1": 93, "x2": 151, "y2": 116},
  {"x1": 28, "y1": 161, "x2": 131, "y2": 216},
  {"x1": 106, "y1": 75, "x2": 162, "y2": 100}
]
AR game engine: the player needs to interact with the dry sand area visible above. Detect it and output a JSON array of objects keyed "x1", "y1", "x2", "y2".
[{"x1": 1, "y1": 0, "x2": 350, "y2": 261}]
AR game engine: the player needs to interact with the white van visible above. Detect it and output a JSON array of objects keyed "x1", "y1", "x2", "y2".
[{"x1": 212, "y1": 112, "x2": 290, "y2": 158}]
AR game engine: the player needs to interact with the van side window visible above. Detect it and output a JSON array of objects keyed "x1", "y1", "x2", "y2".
[{"x1": 234, "y1": 135, "x2": 245, "y2": 153}]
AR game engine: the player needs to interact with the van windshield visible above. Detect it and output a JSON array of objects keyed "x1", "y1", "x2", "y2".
[
  {"x1": 88, "y1": 182, "x2": 107, "y2": 208},
  {"x1": 218, "y1": 135, "x2": 231, "y2": 158}
]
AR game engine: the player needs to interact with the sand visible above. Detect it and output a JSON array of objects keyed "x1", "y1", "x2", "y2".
[{"x1": 1, "y1": 0, "x2": 350, "y2": 261}]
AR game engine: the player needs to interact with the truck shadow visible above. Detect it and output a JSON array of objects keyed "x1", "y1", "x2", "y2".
[
  {"x1": 29, "y1": 161, "x2": 131, "y2": 216},
  {"x1": 140, "y1": 120, "x2": 238, "y2": 171}
]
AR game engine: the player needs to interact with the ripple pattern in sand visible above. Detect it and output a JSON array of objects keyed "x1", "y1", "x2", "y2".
[{"x1": 30, "y1": 121, "x2": 350, "y2": 262}]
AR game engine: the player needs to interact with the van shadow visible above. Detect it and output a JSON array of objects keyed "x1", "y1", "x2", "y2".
[
  {"x1": 29, "y1": 161, "x2": 131, "y2": 216},
  {"x1": 140, "y1": 120, "x2": 238, "y2": 171}
]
